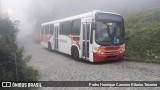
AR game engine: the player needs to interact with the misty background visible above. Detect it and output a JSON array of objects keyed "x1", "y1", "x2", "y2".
[{"x1": 1, "y1": 0, "x2": 160, "y2": 39}]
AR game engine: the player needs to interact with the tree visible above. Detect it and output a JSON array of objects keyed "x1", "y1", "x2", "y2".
[
  {"x1": 0, "y1": 16, "x2": 37, "y2": 82},
  {"x1": 0, "y1": 17, "x2": 17, "y2": 41}
]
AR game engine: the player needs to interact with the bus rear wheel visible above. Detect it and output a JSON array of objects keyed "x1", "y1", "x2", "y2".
[{"x1": 72, "y1": 47, "x2": 79, "y2": 60}]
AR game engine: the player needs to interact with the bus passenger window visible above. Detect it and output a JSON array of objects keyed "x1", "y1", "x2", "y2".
[
  {"x1": 41, "y1": 26, "x2": 45, "y2": 35},
  {"x1": 50, "y1": 24, "x2": 54, "y2": 35},
  {"x1": 62, "y1": 21, "x2": 72, "y2": 35},
  {"x1": 45, "y1": 25, "x2": 50, "y2": 35},
  {"x1": 71, "y1": 19, "x2": 81, "y2": 35},
  {"x1": 59, "y1": 23, "x2": 62, "y2": 35}
]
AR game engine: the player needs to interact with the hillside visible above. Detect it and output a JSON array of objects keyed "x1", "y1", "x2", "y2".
[{"x1": 124, "y1": 8, "x2": 160, "y2": 61}]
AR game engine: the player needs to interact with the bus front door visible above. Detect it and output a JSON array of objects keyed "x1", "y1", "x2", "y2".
[
  {"x1": 54, "y1": 26, "x2": 59, "y2": 51},
  {"x1": 82, "y1": 23, "x2": 91, "y2": 59}
]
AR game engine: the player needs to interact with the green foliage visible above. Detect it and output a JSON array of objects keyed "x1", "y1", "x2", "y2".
[
  {"x1": 0, "y1": 16, "x2": 38, "y2": 82},
  {"x1": 0, "y1": 35, "x2": 16, "y2": 81},
  {"x1": 0, "y1": 17, "x2": 17, "y2": 41},
  {"x1": 124, "y1": 9, "x2": 160, "y2": 60}
]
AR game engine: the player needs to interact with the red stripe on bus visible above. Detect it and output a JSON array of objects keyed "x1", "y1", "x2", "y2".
[
  {"x1": 40, "y1": 35, "x2": 52, "y2": 42},
  {"x1": 66, "y1": 35, "x2": 80, "y2": 49}
]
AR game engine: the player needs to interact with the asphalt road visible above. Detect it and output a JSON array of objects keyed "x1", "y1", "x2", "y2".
[{"x1": 18, "y1": 37, "x2": 160, "y2": 90}]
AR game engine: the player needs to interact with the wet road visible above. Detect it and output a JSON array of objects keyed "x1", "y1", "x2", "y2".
[{"x1": 18, "y1": 37, "x2": 160, "y2": 90}]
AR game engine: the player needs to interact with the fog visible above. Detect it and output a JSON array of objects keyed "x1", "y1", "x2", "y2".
[
  {"x1": 1, "y1": 0, "x2": 160, "y2": 39},
  {"x1": 1, "y1": 0, "x2": 31, "y2": 40},
  {"x1": 26, "y1": 0, "x2": 160, "y2": 37}
]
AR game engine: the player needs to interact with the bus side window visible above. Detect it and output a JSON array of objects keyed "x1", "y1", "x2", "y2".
[
  {"x1": 62, "y1": 21, "x2": 72, "y2": 35},
  {"x1": 41, "y1": 26, "x2": 45, "y2": 35},
  {"x1": 71, "y1": 19, "x2": 81, "y2": 35},
  {"x1": 50, "y1": 24, "x2": 54, "y2": 35},
  {"x1": 59, "y1": 23, "x2": 62, "y2": 35},
  {"x1": 45, "y1": 25, "x2": 50, "y2": 35}
]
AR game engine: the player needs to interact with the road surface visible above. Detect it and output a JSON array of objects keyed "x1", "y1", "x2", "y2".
[{"x1": 18, "y1": 37, "x2": 160, "y2": 90}]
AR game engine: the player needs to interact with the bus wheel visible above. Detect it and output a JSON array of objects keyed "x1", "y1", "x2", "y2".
[
  {"x1": 48, "y1": 42, "x2": 52, "y2": 51},
  {"x1": 72, "y1": 47, "x2": 79, "y2": 60}
]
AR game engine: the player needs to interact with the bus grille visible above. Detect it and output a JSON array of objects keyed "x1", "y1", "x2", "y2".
[
  {"x1": 105, "y1": 51, "x2": 119, "y2": 55},
  {"x1": 105, "y1": 47, "x2": 120, "y2": 50},
  {"x1": 107, "y1": 56, "x2": 117, "y2": 58}
]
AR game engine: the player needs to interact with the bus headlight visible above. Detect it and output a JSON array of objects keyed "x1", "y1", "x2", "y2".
[
  {"x1": 94, "y1": 47, "x2": 105, "y2": 54},
  {"x1": 119, "y1": 46, "x2": 125, "y2": 53}
]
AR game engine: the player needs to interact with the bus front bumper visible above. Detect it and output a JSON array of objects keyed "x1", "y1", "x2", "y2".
[{"x1": 93, "y1": 53, "x2": 125, "y2": 62}]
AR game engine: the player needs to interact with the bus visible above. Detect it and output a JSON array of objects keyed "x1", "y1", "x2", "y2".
[{"x1": 40, "y1": 10, "x2": 125, "y2": 62}]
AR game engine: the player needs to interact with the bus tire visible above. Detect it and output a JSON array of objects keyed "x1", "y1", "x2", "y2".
[
  {"x1": 71, "y1": 46, "x2": 79, "y2": 60},
  {"x1": 48, "y1": 42, "x2": 52, "y2": 51}
]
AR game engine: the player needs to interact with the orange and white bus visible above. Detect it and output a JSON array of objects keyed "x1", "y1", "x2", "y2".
[{"x1": 40, "y1": 10, "x2": 125, "y2": 62}]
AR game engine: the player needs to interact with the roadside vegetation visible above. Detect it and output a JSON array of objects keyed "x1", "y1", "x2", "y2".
[
  {"x1": 124, "y1": 8, "x2": 160, "y2": 62},
  {"x1": 0, "y1": 16, "x2": 38, "y2": 89}
]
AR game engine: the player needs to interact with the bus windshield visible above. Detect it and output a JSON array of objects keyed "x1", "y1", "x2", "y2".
[{"x1": 95, "y1": 21, "x2": 125, "y2": 45}]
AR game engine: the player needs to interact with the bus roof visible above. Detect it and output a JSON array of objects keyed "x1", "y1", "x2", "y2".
[{"x1": 41, "y1": 10, "x2": 121, "y2": 26}]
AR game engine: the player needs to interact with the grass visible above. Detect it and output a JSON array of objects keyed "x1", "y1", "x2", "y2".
[{"x1": 124, "y1": 8, "x2": 160, "y2": 62}]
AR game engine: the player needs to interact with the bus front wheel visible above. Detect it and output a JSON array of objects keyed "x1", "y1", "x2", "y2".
[{"x1": 71, "y1": 47, "x2": 79, "y2": 60}]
